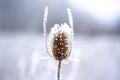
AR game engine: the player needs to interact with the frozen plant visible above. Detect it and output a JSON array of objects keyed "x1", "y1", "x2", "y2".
[{"x1": 43, "y1": 6, "x2": 74, "y2": 80}]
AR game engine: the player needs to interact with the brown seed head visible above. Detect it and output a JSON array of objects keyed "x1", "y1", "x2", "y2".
[{"x1": 52, "y1": 32, "x2": 69, "y2": 60}]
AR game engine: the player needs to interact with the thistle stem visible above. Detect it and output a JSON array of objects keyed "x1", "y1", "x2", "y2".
[{"x1": 57, "y1": 60, "x2": 62, "y2": 80}]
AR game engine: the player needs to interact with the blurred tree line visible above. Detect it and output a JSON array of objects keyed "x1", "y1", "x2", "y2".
[
  {"x1": 0, "y1": 0, "x2": 120, "y2": 35},
  {"x1": 117, "y1": 17, "x2": 120, "y2": 34}
]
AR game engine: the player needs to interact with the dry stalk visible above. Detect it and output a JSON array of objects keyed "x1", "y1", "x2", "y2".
[{"x1": 57, "y1": 60, "x2": 61, "y2": 80}]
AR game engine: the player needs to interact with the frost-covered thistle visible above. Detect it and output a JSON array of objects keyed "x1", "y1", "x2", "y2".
[{"x1": 43, "y1": 6, "x2": 74, "y2": 80}]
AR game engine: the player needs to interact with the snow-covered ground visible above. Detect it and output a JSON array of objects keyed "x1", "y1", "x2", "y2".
[{"x1": 0, "y1": 33, "x2": 120, "y2": 80}]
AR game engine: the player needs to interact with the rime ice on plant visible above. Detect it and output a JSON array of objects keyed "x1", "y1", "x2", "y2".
[
  {"x1": 43, "y1": 6, "x2": 74, "y2": 80},
  {"x1": 48, "y1": 23, "x2": 73, "y2": 60}
]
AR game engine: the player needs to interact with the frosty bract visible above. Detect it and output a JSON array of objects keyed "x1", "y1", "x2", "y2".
[{"x1": 43, "y1": 6, "x2": 74, "y2": 60}]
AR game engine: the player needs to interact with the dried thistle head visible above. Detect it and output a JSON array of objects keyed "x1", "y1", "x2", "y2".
[
  {"x1": 53, "y1": 32, "x2": 68, "y2": 60},
  {"x1": 48, "y1": 23, "x2": 73, "y2": 61},
  {"x1": 43, "y1": 6, "x2": 74, "y2": 80},
  {"x1": 43, "y1": 6, "x2": 73, "y2": 61}
]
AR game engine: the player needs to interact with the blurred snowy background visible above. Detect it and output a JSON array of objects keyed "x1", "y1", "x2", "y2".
[{"x1": 0, "y1": 0, "x2": 120, "y2": 80}]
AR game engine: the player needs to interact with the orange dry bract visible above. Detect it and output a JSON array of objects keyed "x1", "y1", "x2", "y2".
[{"x1": 52, "y1": 33, "x2": 69, "y2": 60}]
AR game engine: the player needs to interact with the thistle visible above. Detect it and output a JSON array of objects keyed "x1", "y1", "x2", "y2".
[{"x1": 43, "y1": 6, "x2": 74, "y2": 80}]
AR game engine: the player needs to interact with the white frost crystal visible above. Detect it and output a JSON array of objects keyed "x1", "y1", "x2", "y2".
[
  {"x1": 43, "y1": 6, "x2": 74, "y2": 57},
  {"x1": 48, "y1": 23, "x2": 73, "y2": 57}
]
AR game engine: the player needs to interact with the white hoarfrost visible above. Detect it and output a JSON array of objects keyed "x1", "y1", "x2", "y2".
[
  {"x1": 43, "y1": 6, "x2": 50, "y2": 56},
  {"x1": 67, "y1": 8, "x2": 74, "y2": 33},
  {"x1": 43, "y1": 6, "x2": 48, "y2": 38},
  {"x1": 48, "y1": 23, "x2": 73, "y2": 57},
  {"x1": 43, "y1": 6, "x2": 74, "y2": 57}
]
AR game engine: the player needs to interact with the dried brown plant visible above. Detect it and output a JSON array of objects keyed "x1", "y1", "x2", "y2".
[
  {"x1": 53, "y1": 33, "x2": 69, "y2": 61},
  {"x1": 43, "y1": 6, "x2": 73, "y2": 80},
  {"x1": 52, "y1": 32, "x2": 69, "y2": 80}
]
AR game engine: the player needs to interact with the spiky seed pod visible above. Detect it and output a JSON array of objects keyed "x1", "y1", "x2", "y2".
[
  {"x1": 43, "y1": 6, "x2": 73, "y2": 80},
  {"x1": 53, "y1": 32, "x2": 68, "y2": 60},
  {"x1": 48, "y1": 23, "x2": 73, "y2": 61},
  {"x1": 48, "y1": 23, "x2": 73, "y2": 80}
]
